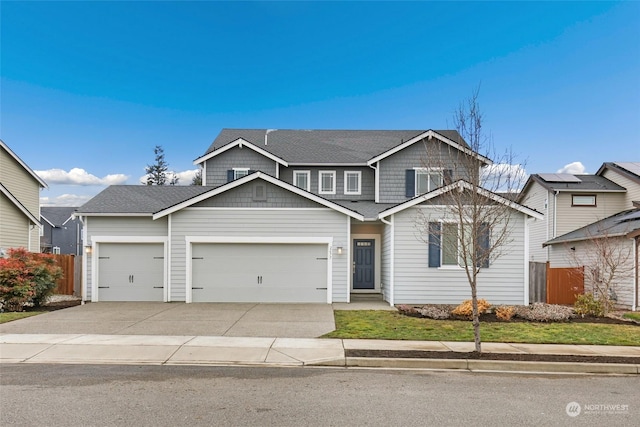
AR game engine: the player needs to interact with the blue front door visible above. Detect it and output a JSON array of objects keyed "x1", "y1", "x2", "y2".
[{"x1": 353, "y1": 239, "x2": 375, "y2": 290}]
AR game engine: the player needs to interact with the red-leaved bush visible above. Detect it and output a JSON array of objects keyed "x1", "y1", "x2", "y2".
[{"x1": 0, "y1": 248, "x2": 63, "y2": 312}]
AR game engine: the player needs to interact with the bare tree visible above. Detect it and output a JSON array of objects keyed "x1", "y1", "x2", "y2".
[
  {"x1": 568, "y1": 230, "x2": 634, "y2": 316},
  {"x1": 144, "y1": 145, "x2": 179, "y2": 186},
  {"x1": 191, "y1": 168, "x2": 202, "y2": 186},
  {"x1": 415, "y1": 88, "x2": 527, "y2": 353}
]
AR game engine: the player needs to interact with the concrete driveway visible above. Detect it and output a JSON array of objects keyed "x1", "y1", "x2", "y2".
[{"x1": 0, "y1": 303, "x2": 336, "y2": 338}]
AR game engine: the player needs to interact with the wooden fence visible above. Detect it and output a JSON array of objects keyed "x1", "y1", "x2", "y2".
[
  {"x1": 52, "y1": 254, "x2": 81, "y2": 296},
  {"x1": 546, "y1": 264, "x2": 584, "y2": 305},
  {"x1": 529, "y1": 262, "x2": 547, "y2": 303}
]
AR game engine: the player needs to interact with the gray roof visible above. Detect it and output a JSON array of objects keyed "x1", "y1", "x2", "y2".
[
  {"x1": 41, "y1": 207, "x2": 77, "y2": 226},
  {"x1": 544, "y1": 208, "x2": 640, "y2": 246},
  {"x1": 526, "y1": 174, "x2": 626, "y2": 192},
  {"x1": 332, "y1": 200, "x2": 398, "y2": 220},
  {"x1": 596, "y1": 162, "x2": 640, "y2": 182},
  {"x1": 202, "y1": 129, "x2": 467, "y2": 164},
  {"x1": 76, "y1": 186, "x2": 212, "y2": 214}
]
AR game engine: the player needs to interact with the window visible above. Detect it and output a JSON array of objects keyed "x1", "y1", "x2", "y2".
[
  {"x1": 428, "y1": 222, "x2": 490, "y2": 268},
  {"x1": 319, "y1": 171, "x2": 336, "y2": 194},
  {"x1": 344, "y1": 171, "x2": 361, "y2": 195},
  {"x1": 293, "y1": 171, "x2": 310, "y2": 191},
  {"x1": 572, "y1": 195, "x2": 596, "y2": 207},
  {"x1": 234, "y1": 168, "x2": 250, "y2": 179},
  {"x1": 416, "y1": 169, "x2": 443, "y2": 195}
]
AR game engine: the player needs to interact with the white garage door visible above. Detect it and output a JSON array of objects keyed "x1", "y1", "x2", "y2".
[
  {"x1": 191, "y1": 243, "x2": 328, "y2": 303},
  {"x1": 97, "y1": 243, "x2": 164, "y2": 301}
]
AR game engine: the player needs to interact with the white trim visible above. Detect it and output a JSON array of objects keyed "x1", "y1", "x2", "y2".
[
  {"x1": 40, "y1": 215, "x2": 55, "y2": 228},
  {"x1": 378, "y1": 180, "x2": 544, "y2": 220},
  {"x1": 318, "y1": 170, "x2": 336, "y2": 195},
  {"x1": 78, "y1": 213, "x2": 153, "y2": 217},
  {"x1": 153, "y1": 172, "x2": 364, "y2": 221},
  {"x1": 193, "y1": 138, "x2": 289, "y2": 167},
  {"x1": 346, "y1": 217, "x2": 351, "y2": 303},
  {"x1": 81, "y1": 217, "x2": 87, "y2": 302},
  {"x1": 185, "y1": 207, "x2": 331, "y2": 212},
  {"x1": 288, "y1": 163, "x2": 367, "y2": 167},
  {"x1": 167, "y1": 214, "x2": 172, "y2": 302},
  {"x1": 0, "y1": 183, "x2": 41, "y2": 226},
  {"x1": 202, "y1": 162, "x2": 207, "y2": 186},
  {"x1": 352, "y1": 233, "x2": 382, "y2": 293},
  {"x1": 275, "y1": 161, "x2": 279, "y2": 179},
  {"x1": 344, "y1": 171, "x2": 362, "y2": 195},
  {"x1": 389, "y1": 215, "x2": 395, "y2": 306},
  {"x1": 61, "y1": 215, "x2": 74, "y2": 226},
  {"x1": 293, "y1": 170, "x2": 311, "y2": 191},
  {"x1": 524, "y1": 216, "x2": 531, "y2": 305},
  {"x1": 372, "y1": 161, "x2": 380, "y2": 203},
  {"x1": 366, "y1": 130, "x2": 492, "y2": 166},
  {"x1": 414, "y1": 167, "x2": 443, "y2": 195},
  {"x1": 0, "y1": 140, "x2": 48, "y2": 188},
  {"x1": 233, "y1": 168, "x2": 250, "y2": 180},
  {"x1": 90, "y1": 236, "x2": 168, "y2": 303},
  {"x1": 185, "y1": 236, "x2": 334, "y2": 304}
]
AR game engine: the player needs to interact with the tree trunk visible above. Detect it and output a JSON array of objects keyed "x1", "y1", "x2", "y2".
[{"x1": 471, "y1": 282, "x2": 482, "y2": 353}]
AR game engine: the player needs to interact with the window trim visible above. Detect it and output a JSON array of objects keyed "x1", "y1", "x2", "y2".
[
  {"x1": 571, "y1": 194, "x2": 597, "y2": 207},
  {"x1": 233, "y1": 168, "x2": 250, "y2": 180},
  {"x1": 319, "y1": 170, "x2": 336, "y2": 195},
  {"x1": 344, "y1": 171, "x2": 362, "y2": 195},
  {"x1": 293, "y1": 170, "x2": 311, "y2": 192},
  {"x1": 414, "y1": 167, "x2": 443, "y2": 195}
]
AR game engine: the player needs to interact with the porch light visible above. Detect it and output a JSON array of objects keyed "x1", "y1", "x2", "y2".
[
  {"x1": 337, "y1": 247, "x2": 343, "y2": 255},
  {"x1": 85, "y1": 245, "x2": 93, "y2": 255}
]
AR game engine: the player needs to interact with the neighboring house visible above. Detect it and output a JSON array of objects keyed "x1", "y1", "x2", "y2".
[
  {"x1": 518, "y1": 173, "x2": 627, "y2": 263},
  {"x1": 0, "y1": 140, "x2": 47, "y2": 253},
  {"x1": 596, "y1": 162, "x2": 640, "y2": 209},
  {"x1": 543, "y1": 207, "x2": 640, "y2": 310},
  {"x1": 41, "y1": 206, "x2": 83, "y2": 255},
  {"x1": 76, "y1": 129, "x2": 542, "y2": 305}
]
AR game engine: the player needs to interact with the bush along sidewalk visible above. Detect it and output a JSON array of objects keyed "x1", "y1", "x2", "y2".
[{"x1": 0, "y1": 248, "x2": 63, "y2": 312}]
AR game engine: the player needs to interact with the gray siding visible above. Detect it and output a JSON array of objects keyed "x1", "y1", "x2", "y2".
[
  {"x1": 204, "y1": 146, "x2": 277, "y2": 187},
  {"x1": 170, "y1": 209, "x2": 349, "y2": 302},
  {"x1": 193, "y1": 181, "x2": 320, "y2": 208},
  {"x1": 391, "y1": 206, "x2": 527, "y2": 305},
  {"x1": 84, "y1": 216, "x2": 168, "y2": 300},
  {"x1": 378, "y1": 140, "x2": 478, "y2": 203},
  {"x1": 279, "y1": 166, "x2": 375, "y2": 201}
]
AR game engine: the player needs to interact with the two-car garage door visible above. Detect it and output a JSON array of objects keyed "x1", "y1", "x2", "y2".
[{"x1": 191, "y1": 243, "x2": 328, "y2": 303}]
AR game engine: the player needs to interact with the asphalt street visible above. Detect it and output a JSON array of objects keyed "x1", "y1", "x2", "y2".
[{"x1": 0, "y1": 364, "x2": 636, "y2": 426}]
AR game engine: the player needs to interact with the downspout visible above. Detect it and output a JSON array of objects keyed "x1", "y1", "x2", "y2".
[
  {"x1": 368, "y1": 162, "x2": 379, "y2": 203},
  {"x1": 79, "y1": 216, "x2": 87, "y2": 304},
  {"x1": 634, "y1": 237, "x2": 638, "y2": 311},
  {"x1": 380, "y1": 215, "x2": 394, "y2": 306}
]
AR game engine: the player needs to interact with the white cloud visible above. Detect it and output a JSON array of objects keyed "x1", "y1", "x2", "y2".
[
  {"x1": 41, "y1": 194, "x2": 93, "y2": 207},
  {"x1": 481, "y1": 163, "x2": 528, "y2": 192},
  {"x1": 35, "y1": 168, "x2": 129, "y2": 186},
  {"x1": 139, "y1": 169, "x2": 200, "y2": 186},
  {"x1": 557, "y1": 162, "x2": 586, "y2": 174}
]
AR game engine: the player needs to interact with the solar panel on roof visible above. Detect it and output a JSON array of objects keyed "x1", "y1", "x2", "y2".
[
  {"x1": 619, "y1": 210, "x2": 640, "y2": 222},
  {"x1": 538, "y1": 173, "x2": 582, "y2": 183}
]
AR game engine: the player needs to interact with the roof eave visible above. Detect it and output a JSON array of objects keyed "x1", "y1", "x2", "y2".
[
  {"x1": 0, "y1": 139, "x2": 48, "y2": 188},
  {"x1": 193, "y1": 138, "x2": 289, "y2": 167}
]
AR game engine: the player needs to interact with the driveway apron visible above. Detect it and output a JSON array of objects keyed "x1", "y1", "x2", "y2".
[{"x1": 0, "y1": 303, "x2": 336, "y2": 338}]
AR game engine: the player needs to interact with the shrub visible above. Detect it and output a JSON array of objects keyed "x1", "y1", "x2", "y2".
[
  {"x1": 574, "y1": 293, "x2": 605, "y2": 317},
  {"x1": 514, "y1": 303, "x2": 574, "y2": 322},
  {"x1": 451, "y1": 299, "x2": 491, "y2": 319},
  {"x1": 418, "y1": 305, "x2": 451, "y2": 320},
  {"x1": 495, "y1": 305, "x2": 515, "y2": 321},
  {"x1": 0, "y1": 248, "x2": 63, "y2": 311}
]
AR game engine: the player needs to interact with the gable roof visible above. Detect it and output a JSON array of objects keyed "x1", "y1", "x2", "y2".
[
  {"x1": 0, "y1": 140, "x2": 48, "y2": 188},
  {"x1": 197, "y1": 129, "x2": 473, "y2": 165},
  {"x1": 153, "y1": 172, "x2": 364, "y2": 221},
  {"x1": 0, "y1": 183, "x2": 41, "y2": 226},
  {"x1": 75, "y1": 186, "x2": 212, "y2": 215},
  {"x1": 378, "y1": 180, "x2": 543, "y2": 220},
  {"x1": 193, "y1": 138, "x2": 289, "y2": 166},
  {"x1": 518, "y1": 173, "x2": 626, "y2": 202},
  {"x1": 41, "y1": 207, "x2": 78, "y2": 227},
  {"x1": 596, "y1": 162, "x2": 640, "y2": 184},
  {"x1": 543, "y1": 208, "x2": 640, "y2": 247}
]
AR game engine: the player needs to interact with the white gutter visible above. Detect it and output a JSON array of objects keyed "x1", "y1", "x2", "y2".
[
  {"x1": 368, "y1": 161, "x2": 379, "y2": 203},
  {"x1": 80, "y1": 216, "x2": 87, "y2": 304}
]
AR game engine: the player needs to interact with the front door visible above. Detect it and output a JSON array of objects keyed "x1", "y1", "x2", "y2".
[{"x1": 353, "y1": 239, "x2": 375, "y2": 290}]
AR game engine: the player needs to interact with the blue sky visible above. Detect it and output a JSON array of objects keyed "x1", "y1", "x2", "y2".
[{"x1": 1, "y1": 1, "x2": 639, "y2": 206}]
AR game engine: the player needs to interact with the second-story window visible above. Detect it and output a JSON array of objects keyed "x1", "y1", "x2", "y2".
[
  {"x1": 416, "y1": 168, "x2": 443, "y2": 194},
  {"x1": 572, "y1": 194, "x2": 596, "y2": 206},
  {"x1": 319, "y1": 171, "x2": 336, "y2": 194},
  {"x1": 233, "y1": 168, "x2": 250, "y2": 179},
  {"x1": 293, "y1": 171, "x2": 310, "y2": 191},
  {"x1": 344, "y1": 171, "x2": 361, "y2": 195}
]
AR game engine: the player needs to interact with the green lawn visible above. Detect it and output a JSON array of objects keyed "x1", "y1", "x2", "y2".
[
  {"x1": 323, "y1": 311, "x2": 640, "y2": 346},
  {"x1": 0, "y1": 311, "x2": 41, "y2": 324},
  {"x1": 623, "y1": 312, "x2": 640, "y2": 322}
]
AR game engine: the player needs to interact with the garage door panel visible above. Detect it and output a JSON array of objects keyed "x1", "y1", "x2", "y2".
[
  {"x1": 191, "y1": 243, "x2": 327, "y2": 303},
  {"x1": 98, "y1": 243, "x2": 164, "y2": 302}
]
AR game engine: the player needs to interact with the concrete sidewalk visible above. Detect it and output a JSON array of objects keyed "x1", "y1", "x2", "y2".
[{"x1": 1, "y1": 334, "x2": 639, "y2": 375}]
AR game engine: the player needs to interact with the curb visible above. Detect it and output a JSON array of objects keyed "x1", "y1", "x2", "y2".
[{"x1": 341, "y1": 357, "x2": 640, "y2": 375}]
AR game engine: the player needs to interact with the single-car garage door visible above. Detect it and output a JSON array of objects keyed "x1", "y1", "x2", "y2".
[
  {"x1": 97, "y1": 243, "x2": 164, "y2": 301},
  {"x1": 191, "y1": 243, "x2": 328, "y2": 303}
]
